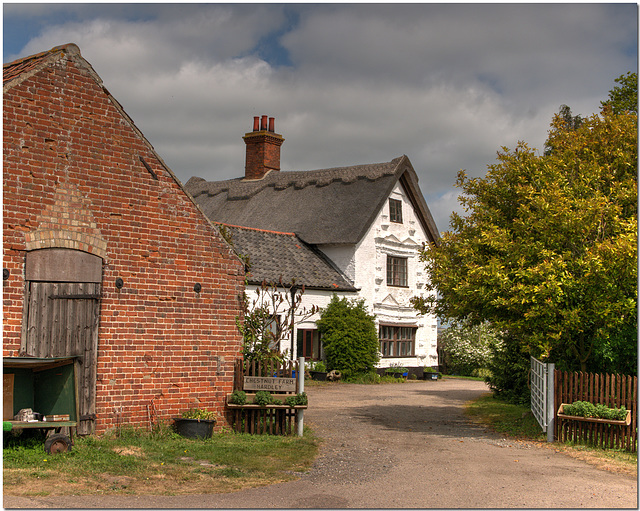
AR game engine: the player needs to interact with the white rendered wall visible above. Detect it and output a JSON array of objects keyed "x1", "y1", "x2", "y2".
[{"x1": 320, "y1": 181, "x2": 439, "y2": 369}]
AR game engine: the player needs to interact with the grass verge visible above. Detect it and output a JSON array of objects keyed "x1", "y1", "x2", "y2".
[
  {"x1": 3, "y1": 424, "x2": 319, "y2": 496},
  {"x1": 465, "y1": 392, "x2": 637, "y2": 475}
]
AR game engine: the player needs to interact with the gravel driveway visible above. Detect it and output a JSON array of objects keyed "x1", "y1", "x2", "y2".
[{"x1": 4, "y1": 379, "x2": 637, "y2": 508}]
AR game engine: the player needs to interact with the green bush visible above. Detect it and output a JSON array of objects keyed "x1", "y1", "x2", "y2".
[
  {"x1": 316, "y1": 294, "x2": 379, "y2": 377},
  {"x1": 485, "y1": 335, "x2": 531, "y2": 405}
]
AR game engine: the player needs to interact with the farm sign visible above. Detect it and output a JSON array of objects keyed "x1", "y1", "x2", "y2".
[{"x1": 243, "y1": 376, "x2": 297, "y2": 392}]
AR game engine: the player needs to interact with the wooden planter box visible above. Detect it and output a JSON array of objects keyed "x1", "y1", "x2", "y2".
[
  {"x1": 226, "y1": 394, "x2": 307, "y2": 410},
  {"x1": 557, "y1": 404, "x2": 631, "y2": 426}
]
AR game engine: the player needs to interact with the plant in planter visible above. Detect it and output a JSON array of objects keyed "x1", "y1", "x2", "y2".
[
  {"x1": 174, "y1": 408, "x2": 218, "y2": 439},
  {"x1": 307, "y1": 361, "x2": 328, "y2": 381},
  {"x1": 229, "y1": 390, "x2": 247, "y2": 405},
  {"x1": 561, "y1": 400, "x2": 628, "y2": 421},
  {"x1": 284, "y1": 392, "x2": 308, "y2": 407},
  {"x1": 181, "y1": 408, "x2": 218, "y2": 420},
  {"x1": 385, "y1": 367, "x2": 409, "y2": 378},
  {"x1": 254, "y1": 391, "x2": 274, "y2": 407},
  {"x1": 424, "y1": 367, "x2": 440, "y2": 380}
]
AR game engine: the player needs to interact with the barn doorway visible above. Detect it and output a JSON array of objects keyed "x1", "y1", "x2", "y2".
[{"x1": 20, "y1": 249, "x2": 102, "y2": 435}]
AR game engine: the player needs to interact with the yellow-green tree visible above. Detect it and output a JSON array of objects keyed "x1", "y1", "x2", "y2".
[{"x1": 413, "y1": 101, "x2": 637, "y2": 374}]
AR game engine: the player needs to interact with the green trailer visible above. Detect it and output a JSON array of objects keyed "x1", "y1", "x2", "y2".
[{"x1": 3, "y1": 357, "x2": 79, "y2": 454}]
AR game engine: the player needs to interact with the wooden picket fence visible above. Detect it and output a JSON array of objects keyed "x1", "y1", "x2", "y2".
[
  {"x1": 554, "y1": 370, "x2": 637, "y2": 452},
  {"x1": 228, "y1": 358, "x2": 302, "y2": 435}
]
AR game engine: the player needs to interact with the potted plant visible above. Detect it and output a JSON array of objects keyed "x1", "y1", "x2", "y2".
[
  {"x1": 173, "y1": 408, "x2": 218, "y2": 439},
  {"x1": 307, "y1": 361, "x2": 328, "y2": 381},
  {"x1": 424, "y1": 367, "x2": 439, "y2": 380},
  {"x1": 385, "y1": 367, "x2": 409, "y2": 379}
]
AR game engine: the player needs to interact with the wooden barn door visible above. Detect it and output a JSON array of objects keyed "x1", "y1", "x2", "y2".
[{"x1": 21, "y1": 249, "x2": 102, "y2": 435}]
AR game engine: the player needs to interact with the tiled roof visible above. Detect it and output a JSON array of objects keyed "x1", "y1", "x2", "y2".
[
  {"x1": 222, "y1": 224, "x2": 357, "y2": 291},
  {"x1": 3, "y1": 44, "x2": 78, "y2": 88}
]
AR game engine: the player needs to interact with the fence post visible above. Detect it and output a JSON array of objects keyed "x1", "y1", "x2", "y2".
[
  {"x1": 546, "y1": 362, "x2": 555, "y2": 442},
  {"x1": 296, "y1": 357, "x2": 304, "y2": 437}
]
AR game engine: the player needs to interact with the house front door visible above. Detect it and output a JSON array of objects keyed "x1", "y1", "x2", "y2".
[{"x1": 296, "y1": 329, "x2": 322, "y2": 361}]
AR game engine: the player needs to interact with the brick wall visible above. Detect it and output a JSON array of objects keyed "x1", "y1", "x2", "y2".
[{"x1": 3, "y1": 49, "x2": 245, "y2": 434}]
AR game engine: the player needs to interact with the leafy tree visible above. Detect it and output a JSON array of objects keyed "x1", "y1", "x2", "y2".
[
  {"x1": 439, "y1": 321, "x2": 502, "y2": 376},
  {"x1": 601, "y1": 72, "x2": 637, "y2": 115},
  {"x1": 316, "y1": 294, "x2": 379, "y2": 379},
  {"x1": 544, "y1": 105, "x2": 583, "y2": 155},
  {"x1": 413, "y1": 104, "x2": 637, "y2": 375}
]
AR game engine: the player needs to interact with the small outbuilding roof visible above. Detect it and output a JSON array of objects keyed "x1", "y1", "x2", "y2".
[{"x1": 222, "y1": 224, "x2": 357, "y2": 291}]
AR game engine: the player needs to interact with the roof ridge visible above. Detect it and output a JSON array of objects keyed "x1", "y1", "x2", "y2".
[
  {"x1": 188, "y1": 157, "x2": 404, "y2": 200},
  {"x1": 3, "y1": 44, "x2": 81, "y2": 90},
  {"x1": 218, "y1": 222, "x2": 296, "y2": 237}
]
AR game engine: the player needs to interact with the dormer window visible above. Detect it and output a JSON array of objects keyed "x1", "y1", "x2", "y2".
[{"x1": 389, "y1": 198, "x2": 403, "y2": 223}]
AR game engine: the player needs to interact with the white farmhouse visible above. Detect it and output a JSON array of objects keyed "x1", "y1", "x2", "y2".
[{"x1": 185, "y1": 115, "x2": 440, "y2": 372}]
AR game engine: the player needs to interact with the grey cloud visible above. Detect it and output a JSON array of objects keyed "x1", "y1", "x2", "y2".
[{"x1": 4, "y1": 3, "x2": 636, "y2": 232}]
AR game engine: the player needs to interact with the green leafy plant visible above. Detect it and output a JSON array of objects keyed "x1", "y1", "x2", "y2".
[
  {"x1": 180, "y1": 408, "x2": 217, "y2": 421},
  {"x1": 229, "y1": 390, "x2": 247, "y2": 405},
  {"x1": 385, "y1": 367, "x2": 408, "y2": 374},
  {"x1": 254, "y1": 391, "x2": 273, "y2": 407}
]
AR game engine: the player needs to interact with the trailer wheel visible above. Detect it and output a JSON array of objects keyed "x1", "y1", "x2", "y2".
[{"x1": 44, "y1": 433, "x2": 72, "y2": 454}]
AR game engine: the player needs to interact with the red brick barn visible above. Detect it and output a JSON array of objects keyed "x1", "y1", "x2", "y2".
[{"x1": 3, "y1": 43, "x2": 245, "y2": 435}]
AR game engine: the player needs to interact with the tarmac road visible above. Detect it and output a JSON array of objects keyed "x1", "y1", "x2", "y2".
[{"x1": 4, "y1": 378, "x2": 638, "y2": 508}]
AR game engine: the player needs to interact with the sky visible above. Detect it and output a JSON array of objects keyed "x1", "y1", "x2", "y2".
[{"x1": 3, "y1": 3, "x2": 638, "y2": 233}]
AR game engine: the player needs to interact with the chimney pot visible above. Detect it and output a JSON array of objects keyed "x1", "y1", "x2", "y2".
[
  {"x1": 261, "y1": 115, "x2": 268, "y2": 131},
  {"x1": 268, "y1": 117, "x2": 275, "y2": 132},
  {"x1": 253, "y1": 116, "x2": 260, "y2": 131}
]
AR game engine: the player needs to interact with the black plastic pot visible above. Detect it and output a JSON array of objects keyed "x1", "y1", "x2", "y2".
[
  {"x1": 309, "y1": 371, "x2": 328, "y2": 381},
  {"x1": 173, "y1": 418, "x2": 216, "y2": 439},
  {"x1": 425, "y1": 372, "x2": 438, "y2": 380}
]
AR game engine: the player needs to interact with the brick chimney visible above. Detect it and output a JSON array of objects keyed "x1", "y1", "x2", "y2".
[{"x1": 243, "y1": 115, "x2": 284, "y2": 180}]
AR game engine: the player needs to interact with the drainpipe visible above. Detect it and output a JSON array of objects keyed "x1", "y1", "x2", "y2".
[{"x1": 290, "y1": 286, "x2": 297, "y2": 360}]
